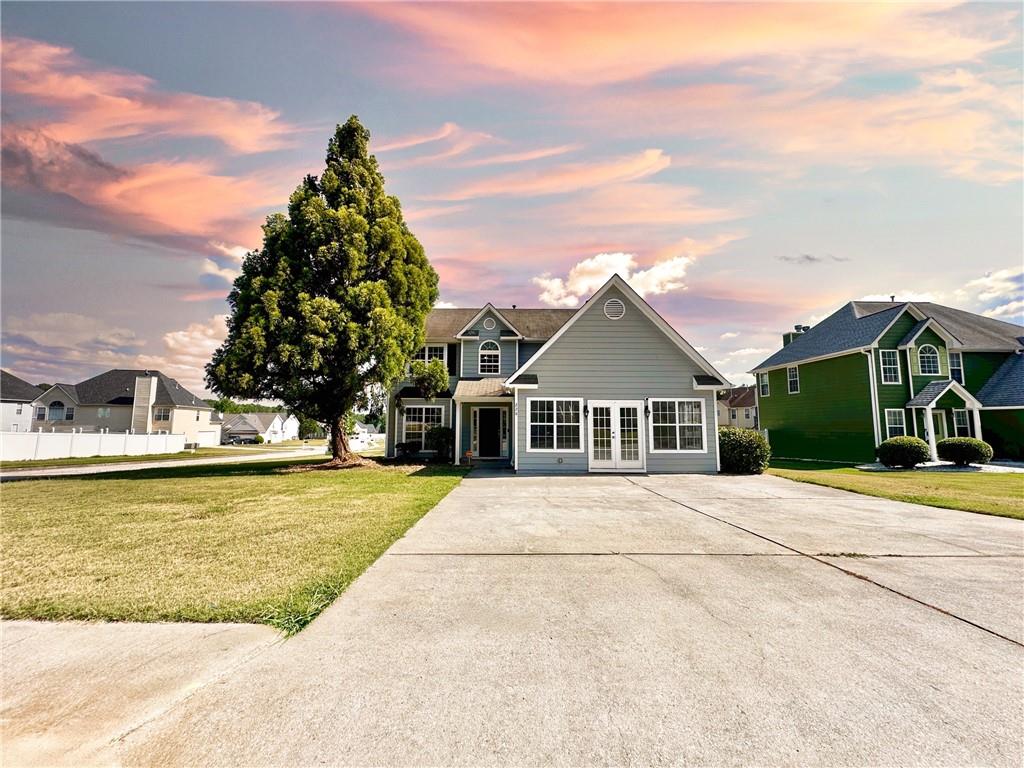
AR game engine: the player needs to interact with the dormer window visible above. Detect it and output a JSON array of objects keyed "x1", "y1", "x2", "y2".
[
  {"x1": 479, "y1": 340, "x2": 500, "y2": 375},
  {"x1": 918, "y1": 344, "x2": 940, "y2": 376}
]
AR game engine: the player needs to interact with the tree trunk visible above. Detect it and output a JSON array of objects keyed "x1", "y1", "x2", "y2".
[{"x1": 329, "y1": 416, "x2": 350, "y2": 461}]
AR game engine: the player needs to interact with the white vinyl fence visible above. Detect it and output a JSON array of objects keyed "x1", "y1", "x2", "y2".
[{"x1": 1, "y1": 430, "x2": 187, "y2": 462}]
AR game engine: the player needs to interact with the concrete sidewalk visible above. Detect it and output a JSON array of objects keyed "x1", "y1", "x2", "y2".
[
  {"x1": 3, "y1": 473, "x2": 1022, "y2": 766},
  {"x1": 0, "y1": 446, "x2": 325, "y2": 481}
]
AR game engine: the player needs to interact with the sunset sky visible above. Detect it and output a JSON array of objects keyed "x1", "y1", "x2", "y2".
[{"x1": 2, "y1": 2, "x2": 1022, "y2": 393}]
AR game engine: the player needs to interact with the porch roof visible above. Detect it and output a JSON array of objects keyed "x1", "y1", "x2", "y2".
[
  {"x1": 454, "y1": 378, "x2": 511, "y2": 400},
  {"x1": 906, "y1": 379, "x2": 981, "y2": 409}
]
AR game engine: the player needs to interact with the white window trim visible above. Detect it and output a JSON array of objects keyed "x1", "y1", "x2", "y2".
[
  {"x1": 758, "y1": 372, "x2": 770, "y2": 397},
  {"x1": 787, "y1": 366, "x2": 800, "y2": 394},
  {"x1": 884, "y1": 408, "x2": 907, "y2": 439},
  {"x1": 918, "y1": 344, "x2": 942, "y2": 376},
  {"x1": 35, "y1": 406, "x2": 46, "y2": 421},
  {"x1": 413, "y1": 343, "x2": 447, "y2": 367},
  {"x1": 153, "y1": 406, "x2": 171, "y2": 422},
  {"x1": 525, "y1": 397, "x2": 584, "y2": 453},
  {"x1": 478, "y1": 340, "x2": 501, "y2": 376},
  {"x1": 401, "y1": 404, "x2": 444, "y2": 452},
  {"x1": 949, "y1": 351, "x2": 964, "y2": 384},
  {"x1": 879, "y1": 349, "x2": 902, "y2": 385},
  {"x1": 648, "y1": 397, "x2": 707, "y2": 454},
  {"x1": 952, "y1": 408, "x2": 971, "y2": 437}
]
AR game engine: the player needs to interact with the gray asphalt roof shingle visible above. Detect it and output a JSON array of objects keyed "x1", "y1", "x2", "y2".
[
  {"x1": 70, "y1": 369, "x2": 211, "y2": 408},
  {"x1": 0, "y1": 370, "x2": 44, "y2": 402},
  {"x1": 754, "y1": 301, "x2": 1023, "y2": 371},
  {"x1": 977, "y1": 353, "x2": 1024, "y2": 408},
  {"x1": 425, "y1": 308, "x2": 576, "y2": 340},
  {"x1": 907, "y1": 380, "x2": 956, "y2": 407}
]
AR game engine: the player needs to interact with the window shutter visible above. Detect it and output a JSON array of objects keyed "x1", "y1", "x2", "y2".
[{"x1": 447, "y1": 343, "x2": 458, "y2": 375}]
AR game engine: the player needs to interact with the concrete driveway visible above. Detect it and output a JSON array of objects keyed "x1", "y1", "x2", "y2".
[{"x1": 4, "y1": 473, "x2": 1023, "y2": 766}]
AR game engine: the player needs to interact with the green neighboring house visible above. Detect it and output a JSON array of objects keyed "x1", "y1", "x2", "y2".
[{"x1": 751, "y1": 301, "x2": 1024, "y2": 463}]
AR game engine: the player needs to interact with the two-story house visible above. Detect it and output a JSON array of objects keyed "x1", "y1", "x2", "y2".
[
  {"x1": 752, "y1": 301, "x2": 1024, "y2": 462},
  {"x1": 31, "y1": 369, "x2": 221, "y2": 447},
  {"x1": 387, "y1": 275, "x2": 731, "y2": 473},
  {"x1": 716, "y1": 385, "x2": 757, "y2": 429},
  {"x1": 1, "y1": 370, "x2": 44, "y2": 433}
]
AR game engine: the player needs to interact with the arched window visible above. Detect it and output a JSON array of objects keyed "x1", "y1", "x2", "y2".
[
  {"x1": 479, "y1": 340, "x2": 500, "y2": 375},
  {"x1": 918, "y1": 344, "x2": 940, "y2": 376},
  {"x1": 48, "y1": 400, "x2": 65, "y2": 421}
]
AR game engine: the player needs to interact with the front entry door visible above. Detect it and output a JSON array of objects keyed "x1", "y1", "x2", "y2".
[
  {"x1": 931, "y1": 410, "x2": 947, "y2": 442},
  {"x1": 588, "y1": 400, "x2": 645, "y2": 472},
  {"x1": 478, "y1": 408, "x2": 501, "y2": 457}
]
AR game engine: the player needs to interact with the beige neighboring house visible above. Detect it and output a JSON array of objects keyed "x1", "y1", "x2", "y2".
[
  {"x1": 221, "y1": 412, "x2": 299, "y2": 443},
  {"x1": 717, "y1": 385, "x2": 758, "y2": 429},
  {"x1": 31, "y1": 369, "x2": 220, "y2": 446}
]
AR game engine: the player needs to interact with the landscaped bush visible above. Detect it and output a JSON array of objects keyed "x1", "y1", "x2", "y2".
[
  {"x1": 718, "y1": 427, "x2": 770, "y2": 474},
  {"x1": 253, "y1": 435, "x2": 265, "y2": 444},
  {"x1": 876, "y1": 436, "x2": 931, "y2": 468},
  {"x1": 937, "y1": 437, "x2": 993, "y2": 467},
  {"x1": 425, "y1": 426, "x2": 454, "y2": 462}
]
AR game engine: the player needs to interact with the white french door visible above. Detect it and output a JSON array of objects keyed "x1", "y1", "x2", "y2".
[{"x1": 588, "y1": 400, "x2": 645, "y2": 472}]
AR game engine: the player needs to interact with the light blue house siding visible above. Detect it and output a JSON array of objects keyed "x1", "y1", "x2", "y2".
[
  {"x1": 514, "y1": 285, "x2": 719, "y2": 474},
  {"x1": 460, "y1": 310, "x2": 517, "y2": 378}
]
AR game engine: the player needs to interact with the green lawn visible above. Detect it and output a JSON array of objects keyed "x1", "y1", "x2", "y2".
[
  {"x1": 1, "y1": 458, "x2": 465, "y2": 633},
  {"x1": 768, "y1": 460, "x2": 1024, "y2": 520}
]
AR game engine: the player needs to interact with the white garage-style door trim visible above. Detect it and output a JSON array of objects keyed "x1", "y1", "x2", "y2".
[{"x1": 587, "y1": 400, "x2": 646, "y2": 472}]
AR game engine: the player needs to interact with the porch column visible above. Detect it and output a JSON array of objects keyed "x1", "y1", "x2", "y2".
[
  {"x1": 453, "y1": 401, "x2": 461, "y2": 466},
  {"x1": 924, "y1": 405, "x2": 938, "y2": 461},
  {"x1": 972, "y1": 408, "x2": 983, "y2": 441}
]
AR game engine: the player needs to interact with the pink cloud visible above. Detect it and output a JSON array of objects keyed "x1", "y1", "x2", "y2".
[
  {"x1": 456, "y1": 144, "x2": 582, "y2": 168},
  {"x1": 434, "y1": 148, "x2": 671, "y2": 201},
  {"x1": 360, "y1": 3, "x2": 1008, "y2": 86},
  {"x1": 2, "y1": 37, "x2": 296, "y2": 153},
  {"x1": 550, "y1": 182, "x2": 742, "y2": 228}
]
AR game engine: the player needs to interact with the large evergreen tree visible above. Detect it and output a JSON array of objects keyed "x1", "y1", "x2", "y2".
[{"x1": 207, "y1": 116, "x2": 438, "y2": 461}]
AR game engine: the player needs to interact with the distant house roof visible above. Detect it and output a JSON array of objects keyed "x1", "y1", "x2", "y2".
[
  {"x1": 719, "y1": 385, "x2": 756, "y2": 408},
  {"x1": 977, "y1": 353, "x2": 1024, "y2": 408},
  {"x1": 426, "y1": 308, "x2": 576, "y2": 341},
  {"x1": 222, "y1": 412, "x2": 281, "y2": 434},
  {"x1": 0, "y1": 370, "x2": 45, "y2": 402},
  {"x1": 59, "y1": 369, "x2": 212, "y2": 409},
  {"x1": 753, "y1": 302, "x2": 1023, "y2": 371}
]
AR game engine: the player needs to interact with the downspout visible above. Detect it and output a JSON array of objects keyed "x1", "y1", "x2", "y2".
[
  {"x1": 713, "y1": 389, "x2": 722, "y2": 473},
  {"x1": 864, "y1": 349, "x2": 882, "y2": 447}
]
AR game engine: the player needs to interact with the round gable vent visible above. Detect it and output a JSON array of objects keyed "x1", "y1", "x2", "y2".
[
  {"x1": 482, "y1": 317, "x2": 496, "y2": 330},
  {"x1": 603, "y1": 298, "x2": 626, "y2": 320}
]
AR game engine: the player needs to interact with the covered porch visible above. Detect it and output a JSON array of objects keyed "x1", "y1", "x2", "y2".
[
  {"x1": 453, "y1": 379, "x2": 513, "y2": 466},
  {"x1": 906, "y1": 379, "x2": 983, "y2": 461}
]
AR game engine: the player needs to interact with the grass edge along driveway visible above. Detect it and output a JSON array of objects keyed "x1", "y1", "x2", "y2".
[
  {"x1": 768, "y1": 460, "x2": 1024, "y2": 520},
  {"x1": 1, "y1": 458, "x2": 465, "y2": 634}
]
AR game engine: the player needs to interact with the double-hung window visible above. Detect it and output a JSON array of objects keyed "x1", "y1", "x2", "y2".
[
  {"x1": 949, "y1": 352, "x2": 963, "y2": 384},
  {"x1": 758, "y1": 372, "x2": 769, "y2": 397},
  {"x1": 97, "y1": 407, "x2": 111, "y2": 419},
  {"x1": 953, "y1": 409, "x2": 970, "y2": 437},
  {"x1": 15, "y1": 404, "x2": 22, "y2": 415},
  {"x1": 884, "y1": 409, "x2": 906, "y2": 438},
  {"x1": 413, "y1": 344, "x2": 446, "y2": 365},
  {"x1": 729, "y1": 408, "x2": 736, "y2": 420},
  {"x1": 744, "y1": 408, "x2": 751, "y2": 420},
  {"x1": 880, "y1": 350, "x2": 901, "y2": 384},
  {"x1": 918, "y1": 345, "x2": 940, "y2": 376},
  {"x1": 153, "y1": 406, "x2": 171, "y2": 422},
  {"x1": 35, "y1": 406, "x2": 45, "y2": 421},
  {"x1": 64, "y1": 407, "x2": 75, "y2": 421},
  {"x1": 403, "y1": 405, "x2": 443, "y2": 452},
  {"x1": 478, "y1": 340, "x2": 500, "y2": 375},
  {"x1": 650, "y1": 399, "x2": 706, "y2": 452},
  {"x1": 527, "y1": 398, "x2": 582, "y2": 451},
  {"x1": 787, "y1": 366, "x2": 800, "y2": 394}
]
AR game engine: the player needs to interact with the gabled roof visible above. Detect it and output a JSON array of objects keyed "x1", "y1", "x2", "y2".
[
  {"x1": 505, "y1": 275, "x2": 731, "y2": 387},
  {"x1": 68, "y1": 369, "x2": 212, "y2": 408},
  {"x1": 454, "y1": 304, "x2": 523, "y2": 339},
  {"x1": 976, "y1": 353, "x2": 1024, "y2": 408},
  {"x1": 897, "y1": 316, "x2": 960, "y2": 348},
  {"x1": 753, "y1": 303, "x2": 904, "y2": 370},
  {"x1": 906, "y1": 379, "x2": 981, "y2": 409},
  {"x1": 425, "y1": 308, "x2": 576, "y2": 341},
  {"x1": 753, "y1": 301, "x2": 1023, "y2": 371},
  {"x1": 0, "y1": 370, "x2": 44, "y2": 402},
  {"x1": 454, "y1": 378, "x2": 511, "y2": 399},
  {"x1": 221, "y1": 412, "x2": 281, "y2": 433},
  {"x1": 719, "y1": 385, "x2": 756, "y2": 408}
]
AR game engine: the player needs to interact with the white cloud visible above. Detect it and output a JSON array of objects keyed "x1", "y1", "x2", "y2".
[
  {"x1": 859, "y1": 291, "x2": 943, "y2": 303},
  {"x1": 201, "y1": 258, "x2": 239, "y2": 283},
  {"x1": 532, "y1": 236, "x2": 738, "y2": 307},
  {"x1": 5, "y1": 313, "x2": 138, "y2": 350},
  {"x1": 720, "y1": 331, "x2": 739, "y2": 340},
  {"x1": 209, "y1": 241, "x2": 250, "y2": 262},
  {"x1": 984, "y1": 299, "x2": 1023, "y2": 321},
  {"x1": 956, "y1": 265, "x2": 1023, "y2": 303},
  {"x1": 727, "y1": 347, "x2": 772, "y2": 357},
  {"x1": 434, "y1": 300, "x2": 458, "y2": 309}
]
